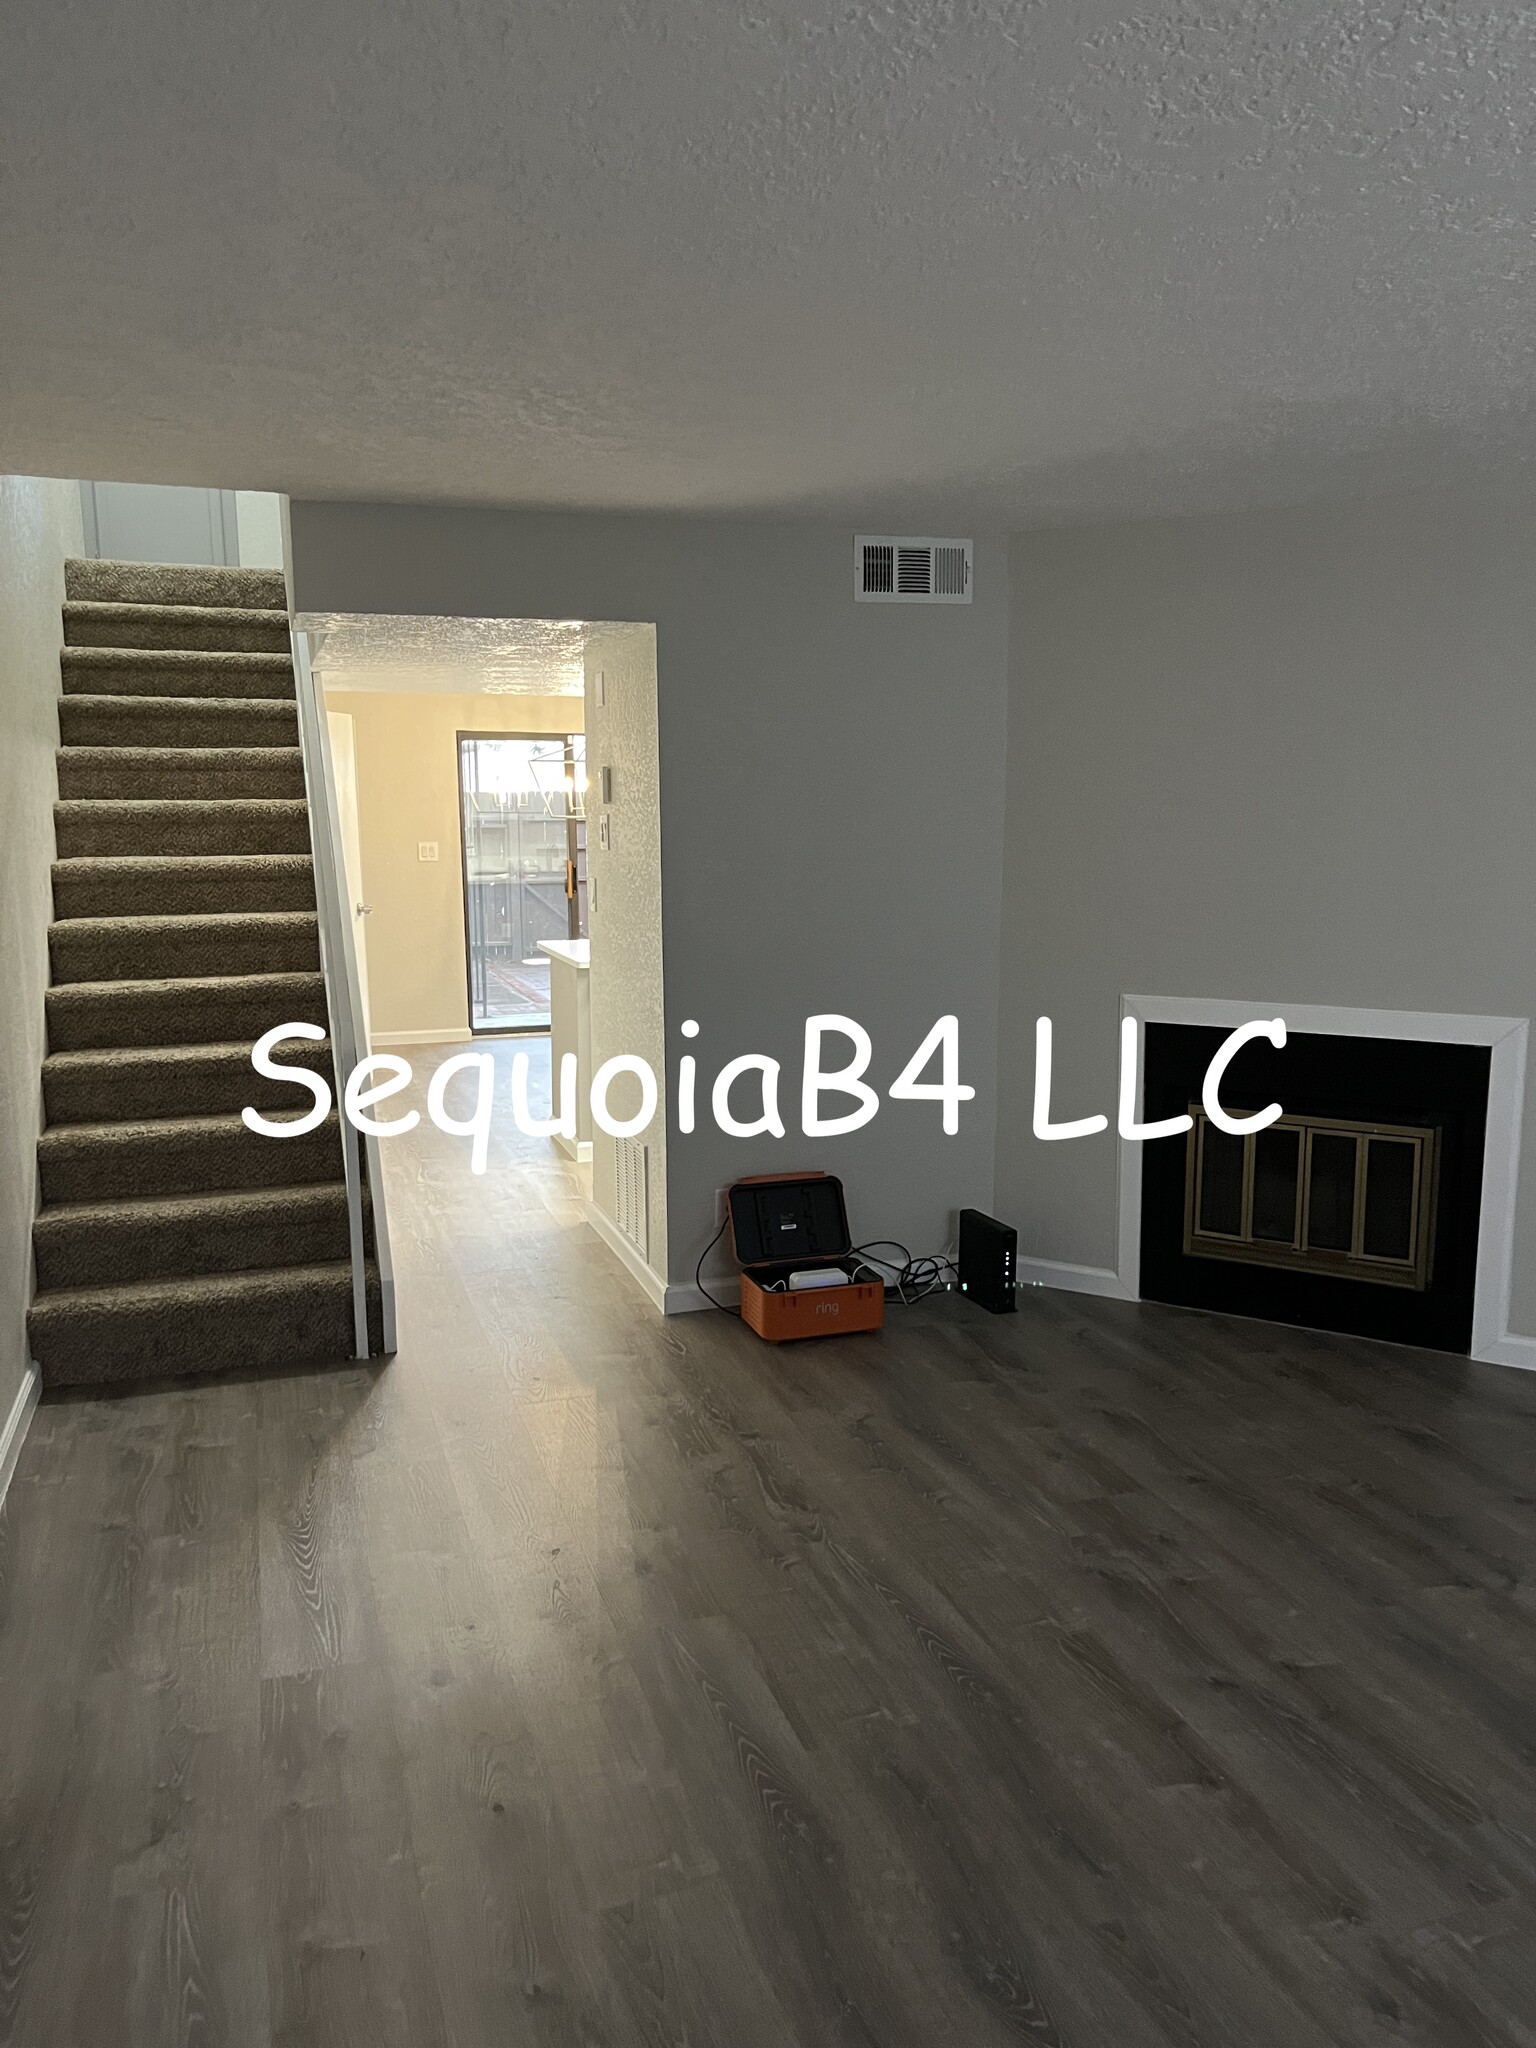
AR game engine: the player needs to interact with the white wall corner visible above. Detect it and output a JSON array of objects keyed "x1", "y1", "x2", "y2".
[
  {"x1": 1469, "y1": 1018, "x2": 1527, "y2": 1362},
  {"x1": 1471, "y1": 1330, "x2": 1536, "y2": 1373},
  {"x1": 0, "y1": 1365, "x2": 39, "y2": 1511},
  {"x1": 665, "y1": 1274, "x2": 743, "y2": 1315},
  {"x1": 1015, "y1": 1258, "x2": 1135, "y2": 1302},
  {"x1": 585, "y1": 1199, "x2": 668, "y2": 1314}
]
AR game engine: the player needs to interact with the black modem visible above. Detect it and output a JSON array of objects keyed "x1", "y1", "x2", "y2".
[{"x1": 957, "y1": 1208, "x2": 1017, "y2": 1314}]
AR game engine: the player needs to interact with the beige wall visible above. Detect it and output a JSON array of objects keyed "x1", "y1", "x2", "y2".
[
  {"x1": 321, "y1": 685, "x2": 582, "y2": 1043},
  {"x1": 1, "y1": 475, "x2": 82, "y2": 1454}
]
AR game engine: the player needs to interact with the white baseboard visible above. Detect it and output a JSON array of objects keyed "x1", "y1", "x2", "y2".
[
  {"x1": 583, "y1": 1208, "x2": 743, "y2": 1318},
  {"x1": 584, "y1": 1200, "x2": 668, "y2": 1313},
  {"x1": 582, "y1": 1220, "x2": 1536, "y2": 1370},
  {"x1": 371, "y1": 1027, "x2": 474, "y2": 1047},
  {"x1": 665, "y1": 1274, "x2": 742, "y2": 1315},
  {"x1": 669, "y1": 1260, "x2": 1128, "y2": 1315},
  {"x1": 1015, "y1": 1257, "x2": 1136, "y2": 1303},
  {"x1": 0, "y1": 1366, "x2": 39, "y2": 1511},
  {"x1": 1473, "y1": 1330, "x2": 1536, "y2": 1372},
  {"x1": 1027, "y1": 1255, "x2": 1536, "y2": 1374}
]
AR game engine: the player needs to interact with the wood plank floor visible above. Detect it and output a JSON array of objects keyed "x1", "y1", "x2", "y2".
[{"x1": 3, "y1": 1036, "x2": 1536, "y2": 2046}]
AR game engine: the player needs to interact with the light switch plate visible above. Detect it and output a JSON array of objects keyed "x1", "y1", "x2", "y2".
[
  {"x1": 595, "y1": 669, "x2": 606, "y2": 706},
  {"x1": 599, "y1": 814, "x2": 612, "y2": 851},
  {"x1": 418, "y1": 841, "x2": 438, "y2": 863},
  {"x1": 601, "y1": 765, "x2": 614, "y2": 804}
]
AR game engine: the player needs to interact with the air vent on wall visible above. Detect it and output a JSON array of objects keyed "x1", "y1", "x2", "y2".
[
  {"x1": 615, "y1": 1136, "x2": 650, "y2": 1262},
  {"x1": 855, "y1": 535, "x2": 973, "y2": 604}
]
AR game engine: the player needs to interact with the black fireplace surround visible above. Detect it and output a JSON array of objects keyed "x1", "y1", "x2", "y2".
[{"x1": 1139, "y1": 1025, "x2": 1489, "y2": 1352}]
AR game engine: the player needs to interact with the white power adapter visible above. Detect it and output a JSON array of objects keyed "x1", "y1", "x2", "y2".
[{"x1": 788, "y1": 1268, "x2": 850, "y2": 1291}]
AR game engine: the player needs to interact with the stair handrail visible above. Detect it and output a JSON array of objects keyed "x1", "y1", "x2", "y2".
[{"x1": 289, "y1": 624, "x2": 397, "y2": 1357}]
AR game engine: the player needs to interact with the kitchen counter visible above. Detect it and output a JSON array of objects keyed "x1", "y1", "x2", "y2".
[{"x1": 536, "y1": 938, "x2": 590, "y2": 970}]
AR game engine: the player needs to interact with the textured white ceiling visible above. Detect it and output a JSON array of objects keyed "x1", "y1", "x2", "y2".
[
  {"x1": 6, "y1": 3, "x2": 1536, "y2": 524},
  {"x1": 301, "y1": 613, "x2": 588, "y2": 694}
]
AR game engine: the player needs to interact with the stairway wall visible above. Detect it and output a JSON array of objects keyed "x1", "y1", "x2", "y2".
[{"x1": 0, "y1": 476, "x2": 83, "y2": 1466}]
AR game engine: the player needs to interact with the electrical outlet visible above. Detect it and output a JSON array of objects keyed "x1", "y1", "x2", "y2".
[
  {"x1": 418, "y1": 841, "x2": 438, "y2": 863},
  {"x1": 599, "y1": 814, "x2": 612, "y2": 851}
]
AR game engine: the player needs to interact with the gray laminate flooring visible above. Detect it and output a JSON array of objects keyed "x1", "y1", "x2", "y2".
[{"x1": 3, "y1": 1037, "x2": 1535, "y2": 2047}]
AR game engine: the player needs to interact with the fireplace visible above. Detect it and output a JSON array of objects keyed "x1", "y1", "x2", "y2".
[
  {"x1": 1138, "y1": 1025, "x2": 1490, "y2": 1351},
  {"x1": 1183, "y1": 1107, "x2": 1438, "y2": 1291}
]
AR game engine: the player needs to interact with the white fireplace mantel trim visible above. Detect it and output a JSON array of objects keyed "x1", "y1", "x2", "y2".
[{"x1": 1016, "y1": 994, "x2": 1533, "y2": 1373}]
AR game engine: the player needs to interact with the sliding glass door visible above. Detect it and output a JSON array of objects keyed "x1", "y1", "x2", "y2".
[{"x1": 457, "y1": 732, "x2": 586, "y2": 1032}]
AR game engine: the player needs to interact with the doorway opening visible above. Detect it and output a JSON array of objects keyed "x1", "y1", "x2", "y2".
[
  {"x1": 458, "y1": 731, "x2": 587, "y2": 1032},
  {"x1": 301, "y1": 612, "x2": 589, "y2": 1053},
  {"x1": 297, "y1": 607, "x2": 667, "y2": 1302}
]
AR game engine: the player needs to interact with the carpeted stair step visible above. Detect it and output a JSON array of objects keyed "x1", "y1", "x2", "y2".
[
  {"x1": 27, "y1": 1260, "x2": 376, "y2": 1390},
  {"x1": 38, "y1": 1109, "x2": 345, "y2": 1203},
  {"x1": 32, "y1": 1181, "x2": 353, "y2": 1290},
  {"x1": 63, "y1": 599, "x2": 291, "y2": 654},
  {"x1": 61, "y1": 646, "x2": 294, "y2": 700},
  {"x1": 44, "y1": 1037, "x2": 334, "y2": 1124},
  {"x1": 59, "y1": 693, "x2": 298, "y2": 749},
  {"x1": 51, "y1": 853, "x2": 317, "y2": 919},
  {"x1": 28, "y1": 559, "x2": 379, "y2": 1391},
  {"x1": 46, "y1": 969, "x2": 327, "y2": 1051},
  {"x1": 65, "y1": 558, "x2": 287, "y2": 611},
  {"x1": 57, "y1": 745, "x2": 305, "y2": 802},
  {"x1": 49, "y1": 911, "x2": 320, "y2": 985},
  {"x1": 55, "y1": 798, "x2": 312, "y2": 858}
]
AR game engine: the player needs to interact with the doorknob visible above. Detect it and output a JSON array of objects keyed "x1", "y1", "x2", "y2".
[{"x1": 356, "y1": 902, "x2": 373, "y2": 916}]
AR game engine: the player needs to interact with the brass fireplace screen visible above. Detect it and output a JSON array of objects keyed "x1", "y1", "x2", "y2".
[{"x1": 1183, "y1": 1109, "x2": 1439, "y2": 1291}]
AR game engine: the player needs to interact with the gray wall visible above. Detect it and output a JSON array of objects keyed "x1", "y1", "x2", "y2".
[
  {"x1": 288, "y1": 503, "x2": 1010, "y2": 1289},
  {"x1": 78, "y1": 482, "x2": 284, "y2": 568},
  {"x1": 1000, "y1": 495, "x2": 1536, "y2": 1336},
  {"x1": 0, "y1": 476, "x2": 82, "y2": 1438},
  {"x1": 81, "y1": 481, "x2": 239, "y2": 565}
]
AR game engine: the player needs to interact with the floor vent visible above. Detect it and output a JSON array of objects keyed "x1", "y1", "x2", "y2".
[
  {"x1": 615, "y1": 1137, "x2": 650, "y2": 1263},
  {"x1": 855, "y1": 535, "x2": 972, "y2": 604}
]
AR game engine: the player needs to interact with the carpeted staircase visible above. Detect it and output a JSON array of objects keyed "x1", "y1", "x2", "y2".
[{"x1": 26, "y1": 558, "x2": 378, "y2": 1389}]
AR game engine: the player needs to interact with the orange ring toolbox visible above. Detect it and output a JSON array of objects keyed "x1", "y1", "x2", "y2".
[{"x1": 727, "y1": 1172, "x2": 885, "y2": 1342}]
